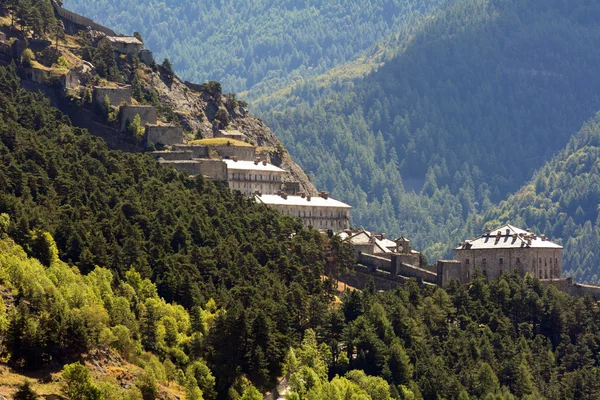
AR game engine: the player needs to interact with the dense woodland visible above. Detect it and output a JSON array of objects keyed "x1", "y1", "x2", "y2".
[
  {"x1": 485, "y1": 114, "x2": 600, "y2": 284},
  {"x1": 3, "y1": 0, "x2": 600, "y2": 397},
  {"x1": 68, "y1": 0, "x2": 600, "y2": 281},
  {"x1": 257, "y1": 0, "x2": 600, "y2": 271},
  {"x1": 62, "y1": 0, "x2": 447, "y2": 95}
]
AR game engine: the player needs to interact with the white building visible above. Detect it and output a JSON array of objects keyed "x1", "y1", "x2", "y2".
[
  {"x1": 454, "y1": 224, "x2": 563, "y2": 281},
  {"x1": 224, "y1": 159, "x2": 286, "y2": 196},
  {"x1": 255, "y1": 192, "x2": 351, "y2": 232}
]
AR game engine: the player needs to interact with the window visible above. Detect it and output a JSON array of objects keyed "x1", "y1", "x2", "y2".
[
  {"x1": 499, "y1": 257, "x2": 503, "y2": 265},
  {"x1": 482, "y1": 258, "x2": 487, "y2": 266},
  {"x1": 516, "y1": 257, "x2": 521, "y2": 264},
  {"x1": 465, "y1": 259, "x2": 470, "y2": 265}
]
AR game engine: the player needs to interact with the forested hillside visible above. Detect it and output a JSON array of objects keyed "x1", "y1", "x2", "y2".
[
  {"x1": 485, "y1": 114, "x2": 600, "y2": 284},
  {"x1": 258, "y1": 0, "x2": 600, "y2": 262},
  {"x1": 62, "y1": 0, "x2": 447, "y2": 94},
  {"x1": 0, "y1": 64, "x2": 336, "y2": 396}
]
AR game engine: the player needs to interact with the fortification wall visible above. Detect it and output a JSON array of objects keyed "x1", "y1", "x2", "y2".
[
  {"x1": 437, "y1": 260, "x2": 464, "y2": 286},
  {"x1": 358, "y1": 253, "x2": 392, "y2": 273},
  {"x1": 151, "y1": 151, "x2": 193, "y2": 161},
  {"x1": 542, "y1": 279, "x2": 600, "y2": 298},
  {"x1": 215, "y1": 146, "x2": 256, "y2": 161},
  {"x1": 396, "y1": 260, "x2": 437, "y2": 283},
  {"x1": 139, "y1": 50, "x2": 154, "y2": 65},
  {"x1": 159, "y1": 159, "x2": 227, "y2": 180},
  {"x1": 93, "y1": 86, "x2": 131, "y2": 108},
  {"x1": 120, "y1": 105, "x2": 157, "y2": 132},
  {"x1": 51, "y1": 0, "x2": 116, "y2": 36},
  {"x1": 172, "y1": 145, "x2": 209, "y2": 158},
  {"x1": 145, "y1": 125, "x2": 184, "y2": 146}
]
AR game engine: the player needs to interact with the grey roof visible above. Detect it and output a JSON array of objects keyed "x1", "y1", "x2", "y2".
[
  {"x1": 224, "y1": 159, "x2": 286, "y2": 173},
  {"x1": 456, "y1": 224, "x2": 563, "y2": 250},
  {"x1": 104, "y1": 36, "x2": 143, "y2": 45},
  {"x1": 256, "y1": 194, "x2": 351, "y2": 208}
]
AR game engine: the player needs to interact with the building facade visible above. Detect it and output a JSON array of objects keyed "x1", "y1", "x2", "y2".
[
  {"x1": 256, "y1": 192, "x2": 351, "y2": 232},
  {"x1": 224, "y1": 159, "x2": 286, "y2": 196},
  {"x1": 453, "y1": 224, "x2": 563, "y2": 282}
]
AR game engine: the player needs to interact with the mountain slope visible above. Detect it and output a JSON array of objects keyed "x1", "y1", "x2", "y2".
[
  {"x1": 485, "y1": 113, "x2": 600, "y2": 283},
  {"x1": 62, "y1": 0, "x2": 447, "y2": 94},
  {"x1": 0, "y1": 64, "x2": 331, "y2": 393},
  {"x1": 256, "y1": 0, "x2": 600, "y2": 262}
]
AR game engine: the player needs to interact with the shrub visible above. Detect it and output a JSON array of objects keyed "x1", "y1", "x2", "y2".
[
  {"x1": 13, "y1": 381, "x2": 38, "y2": 400},
  {"x1": 21, "y1": 48, "x2": 34, "y2": 67}
]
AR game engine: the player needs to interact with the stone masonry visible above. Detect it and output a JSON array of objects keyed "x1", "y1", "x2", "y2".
[
  {"x1": 120, "y1": 105, "x2": 157, "y2": 132},
  {"x1": 145, "y1": 124, "x2": 184, "y2": 146}
]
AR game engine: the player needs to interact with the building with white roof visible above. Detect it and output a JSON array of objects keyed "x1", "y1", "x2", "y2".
[
  {"x1": 453, "y1": 224, "x2": 563, "y2": 281},
  {"x1": 224, "y1": 158, "x2": 287, "y2": 196},
  {"x1": 256, "y1": 192, "x2": 351, "y2": 231},
  {"x1": 100, "y1": 36, "x2": 144, "y2": 55}
]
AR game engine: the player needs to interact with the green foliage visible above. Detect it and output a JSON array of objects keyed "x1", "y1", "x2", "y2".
[
  {"x1": 93, "y1": 39, "x2": 120, "y2": 81},
  {"x1": 161, "y1": 58, "x2": 174, "y2": 86},
  {"x1": 56, "y1": 55, "x2": 70, "y2": 69},
  {"x1": 61, "y1": 363, "x2": 101, "y2": 400},
  {"x1": 20, "y1": 48, "x2": 34, "y2": 67},
  {"x1": 252, "y1": 0, "x2": 600, "y2": 266},
  {"x1": 128, "y1": 113, "x2": 145, "y2": 139},
  {"x1": 62, "y1": 0, "x2": 446, "y2": 93},
  {"x1": 13, "y1": 381, "x2": 38, "y2": 400},
  {"x1": 0, "y1": 65, "x2": 330, "y2": 394},
  {"x1": 486, "y1": 112, "x2": 600, "y2": 284}
]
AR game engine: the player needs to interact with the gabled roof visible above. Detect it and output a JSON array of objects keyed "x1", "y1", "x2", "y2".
[
  {"x1": 256, "y1": 194, "x2": 352, "y2": 208},
  {"x1": 455, "y1": 224, "x2": 563, "y2": 250},
  {"x1": 104, "y1": 36, "x2": 143, "y2": 45},
  {"x1": 224, "y1": 159, "x2": 285, "y2": 173}
]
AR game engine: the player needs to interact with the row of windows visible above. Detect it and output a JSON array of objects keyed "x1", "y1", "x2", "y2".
[
  {"x1": 465, "y1": 257, "x2": 559, "y2": 265},
  {"x1": 230, "y1": 173, "x2": 283, "y2": 182}
]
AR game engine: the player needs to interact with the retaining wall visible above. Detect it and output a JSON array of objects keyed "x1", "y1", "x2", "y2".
[
  {"x1": 51, "y1": 0, "x2": 116, "y2": 36},
  {"x1": 151, "y1": 151, "x2": 193, "y2": 161},
  {"x1": 93, "y1": 86, "x2": 131, "y2": 108},
  {"x1": 159, "y1": 159, "x2": 227, "y2": 180},
  {"x1": 172, "y1": 145, "x2": 210, "y2": 158},
  {"x1": 214, "y1": 146, "x2": 256, "y2": 161},
  {"x1": 145, "y1": 124, "x2": 184, "y2": 146},
  {"x1": 120, "y1": 105, "x2": 157, "y2": 132}
]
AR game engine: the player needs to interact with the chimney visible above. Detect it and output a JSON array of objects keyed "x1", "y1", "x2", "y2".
[
  {"x1": 254, "y1": 159, "x2": 259, "y2": 165},
  {"x1": 307, "y1": 195, "x2": 311, "y2": 201},
  {"x1": 300, "y1": 192, "x2": 306, "y2": 198},
  {"x1": 262, "y1": 160, "x2": 267, "y2": 166},
  {"x1": 505, "y1": 229, "x2": 510, "y2": 235},
  {"x1": 232, "y1": 156, "x2": 238, "y2": 162},
  {"x1": 320, "y1": 191, "x2": 329, "y2": 199},
  {"x1": 381, "y1": 233, "x2": 386, "y2": 239},
  {"x1": 486, "y1": 229, "x2": 491, "y2": 237}
]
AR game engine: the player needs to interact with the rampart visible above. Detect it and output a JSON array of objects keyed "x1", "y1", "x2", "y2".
[
  {"x1": 172, "y1": 145, "x2": 210, "y2": 158},
  {"x1": 437, "y1": 260, "x2": 464, "y2": 287},
  {"x1": 357, "y1": 253, "x2": 437, "y2": 283},
  {"x1": 93, "y1": 86, "x2": 132, "y2": 108},
  {"x1": 145, "y1": 124, "x2": 184, "y2": 146},
  {"x1": 337, "y1": 265, "x2": 436, "y2": 292},
  {"x1": 139, "y1": 50, "x2": 154, "y2": 65},
  {"x1": 120, "y1": 105, "x2": 157, "y2": 132},
  {"x1": 543, "y1": 278, "x2": 600, "y2": 298},
  {"x1": 158, "y1": 159, "x2": 227, "y2": 180},
  {"x1": 214, "y1": 146, "x2": 255, "y2": 161},
  {"x1": 51, "y1": 0, "x2": 116, "y2": 36},
  {"x1": 151, "y1": 151, "x2": 193, "y2": 161}
]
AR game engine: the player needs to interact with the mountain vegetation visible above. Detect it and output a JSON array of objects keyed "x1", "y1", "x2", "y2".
[
  {"x1": 61, "y1": 0, "x2": 447, "y2": 94},
  {"x1": 256, "y1": 0, "x2": 600, "y2": 264},
  {"x1": 0, "y1": 63, "x2": 335, "y2": 396},
  {"x1": 485, "y1": 113, "x2": 600, "y2": 284}
]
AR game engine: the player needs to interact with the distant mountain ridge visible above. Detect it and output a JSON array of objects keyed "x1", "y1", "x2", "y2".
[{"x1": 62, "y1": 0, "x2": 448, "y2": 94}]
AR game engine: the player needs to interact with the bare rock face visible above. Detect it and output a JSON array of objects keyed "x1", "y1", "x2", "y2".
[{"x1": 138, "y1": 64, "x2": 318, "y2": 195}]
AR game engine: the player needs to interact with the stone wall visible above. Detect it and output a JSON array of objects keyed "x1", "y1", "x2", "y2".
[
  {"x1": 358, "y1": 253, "x2": 392, "y2": 272},
  {"x1": 139, "y1": 50, "x2": 154, "y2": 65},
  {"x1": 151, "y1": 151, "x2": 193, "y2": 161},
  {"x1": 120, "y1": 105, "x2": 157, "y2": 132},
  {"x1": 172, "y1": 145, "x2": 210, "y2": 158},
  {"x1": 283, "y1": 181, "x2": 301, "y2": 195},
  {"x1": 542, "y1": 278, "x2": 600, "y2": 298},
  {"x1": 93, "y1": 86, "x2": 132, "y2": 108},
  {"x1": 215, "y1": 146, "x2": 256, "y2": 161},
  {"x1": 145, "y1": 124, "x2": 184, "y2": 146},
  {"x1": 455, "y1": 247, "x2": 562, "y2": 281},
  {"x1": 51, "y1": 0, "x2": 116, "y2": 36},
  {"x1": 396, "y1": 260, "x2": 437, "y2": 283},
  {"x1": 437, "y1": 260, "x2": 464, "y2": 287},
  {"x1": 159, "y1": 159, "x2": 227, "y2": 180}
]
